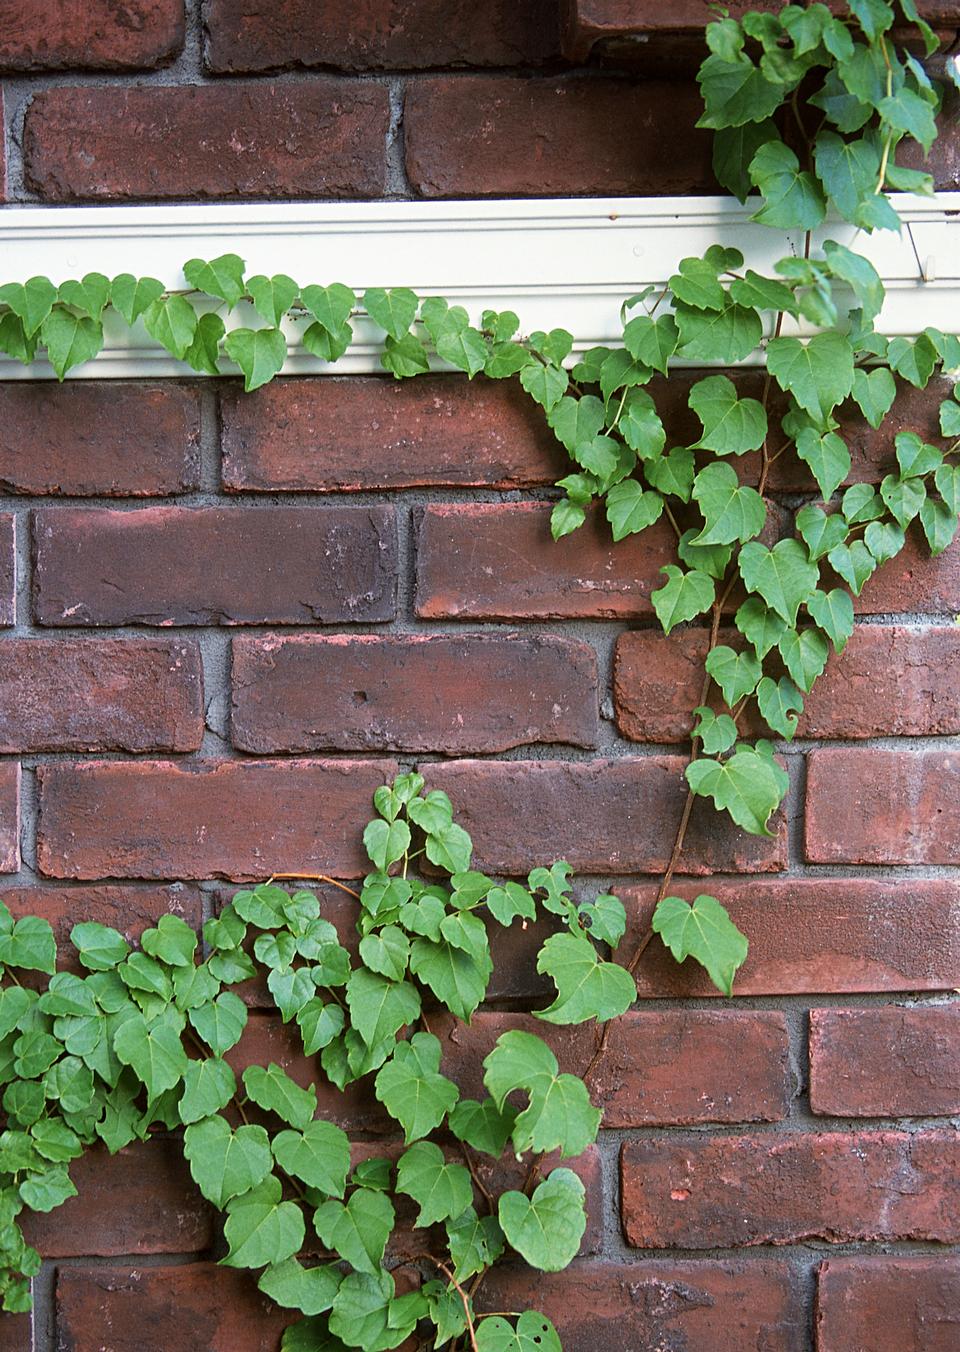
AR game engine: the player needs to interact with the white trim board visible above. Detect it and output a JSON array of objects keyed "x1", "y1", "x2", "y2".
[{"x1": 0, "y1": 194, "x2": 957, "y2": 381}]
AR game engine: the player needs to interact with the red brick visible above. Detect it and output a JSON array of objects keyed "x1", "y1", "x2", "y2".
[
  {"x1": 23, "y1": 82, "x2": 389, "y2": 202},
  {"x1": 0, "y1": 514, "x2": 14, "y2": 625},
  {"x1": 434, "y1": 1009, "x2": 792, "y2": 1125},
  {"x1": 205, "y1": 0, "x2": 560, "y2": 72},
  {"x1": 417, "y1": 502, "x2": 674, "y2": 620},
  {"x1": 850, "y1": 523, "x2": 960, "y2": 614},
  {"x1": 620, "y1": 878, "x2": 960, "y2": 997},
  {"x1": 806, "y1": 749, "x2": 960, "y2": 865},
  {"x1": 36, "y1": 758, "x2": 397, "y2": 881},
  {"x1": 0, "y1": 762, "x2": 19, "y2": 874},
  {"x1": 3, "y1": 884, "x2": 202, "y2": 974},
  {"x1": 0, "y1": 382, "x2": 200, "y2": 495},
  {"x1": 816, "y1": 1256, "x2": 960, "y2": 1352},
  {"x1": 23, "y1": 1140, "x2": 211, "y2": 1256},
  {"x1": 479, "y1": 1259, "x2": 806, "y2": 1352},
  {"x1": 0, "y1": 1312, "x2": 29, "y2": 1352},
  {"x1": 426, "y1": 758, "x2": 786, "y2": 875},
  {"x1": 621, "y1": 1129, "x2": 960, "y2": 1248},
  {"x1": 810, "y1": 1006, "x2": 960, "y2": 1118},
  {"x1": 220, "y1": 375, "x2": 564, "y2": 493},
  {"x1": 231, "y1": 634, "x2": 599, "y2": 755},
  {"x1": 0, "y1": 0, "x2": 183, "y2": 71},
  {"x1": 33, "y1": 505, "x2": 397, "y2": 626},
  {"x1": 0, "y1": 89, "x2": 5, "y2": 202},
  {"x1": 0, "y1": 639, "x2": 203, "y2": 752},
  {"x1": 55, "y1": 1264, "x2": 290, "y2": 1352},
  {"x1": 615, "y1": 625, "x2": 960, "y2": 743},
  {"x1": 404, "y1": 76, "x2": 713, "y2": 197}
]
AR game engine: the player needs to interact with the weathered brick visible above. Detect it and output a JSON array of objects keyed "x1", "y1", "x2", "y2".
[
  {"x1": 0, "y1": 90, "x2": 5, "y2": 202},
  {"x1": 620, "y1": 879, "x2": 960, "y2": 997},
  {"x1": 426, "y1": 758, "x2": 785, "y2": 874},
  {"x1": 231, "y1": 634, "x2": 598, "y2": 754},
  {"x1": 0, "y1": 762, "x2": 19, "y2": 874},
  {"x1": 55, "y1": 1264, "x2": 290, "y2": 1352},
  {"x1": 23, "y1": 82, "x2": 389, "y2": 202},
  {"x1": 205, "y1": 0, "x2": 560, "y2": 72},
  {"x1": 479, "y1": 1260, "x2": 806, "y2": 1352},
  {"x1": 816, "y1": 1256, "x2": 960, "y2": 1352},
  {"x1": 434, "y1": 1009, "x2": 792, "y2": 1125},
  {"x1": 404, "y1": 76, "x2": 713, "y2": 197},
  {"x1": 0, "y1": 382, "x2": 200, "y2": 495},
  {"x1": 614, "y1": 625, "x2": 960, "y2": 742},
  {"x1": 36, "y1": 758, "x2": 397, "y2": 880},
  {"x1": 33, "y1": 506, "x2": 397, "y2": 626},
  {"x1": 810, "y1": 1006, "x2": 960, "y2": 1118},
  {"x1": 3, "y1": 884, "x2": 202, "y2": 974},
  {"x1": 24, "y1": 1140, "x2": 211, "y2": 1256},
  {"x1": 417, "y1": 502, "x2": 673, "y2": 620},
  {"x1": 806, "y1": 749, "x2": 960, "y2": 865},
  {"x1": 0, "y1": 639, "x2": 203, "y2": 752},
  {"x1": 0, "y1": 514, "x2": 14, "y2": 625},
  {"x1": 850, "y1": 523, "x2": 960, "y2": 614},
  {"x1": 0, "y1": 1311, "x2": 29, "y2": 1352},
  {"x1": 220, "y1": 375, "x2": 563, "y2": 492},
  {"x1": 0, "y1": 0, "x2": 183, "y2": 71},
  {"x1": 621, "y1": 1129, "x2": 960, "y2": 1248}
]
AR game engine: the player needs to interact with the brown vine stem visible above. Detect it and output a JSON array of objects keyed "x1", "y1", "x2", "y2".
[
  {"x1": 395, "y1": 1252, "x2": 479, "y2": 1352},
  {"x1": 267, "y1": 872, "x2": 361, "y2": 900}
]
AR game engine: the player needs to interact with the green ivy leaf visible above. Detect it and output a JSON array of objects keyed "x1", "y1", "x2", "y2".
[
  {"x1": 242, "y1": 1063, "x2": 317, "y2": 1130},
  {"x1": 273, "y1": 1120, "x2": 351, "y2": 1197},
  {"x1": 920, "y1": 496, "x2": 959, "y2": 555},
  {"x1": 704, "y1": 645, "x2": 762, "y2": 707},
  {"x1": 766, "y1": 333, "x2": 854, "y2": 422},
  {"x1": 363, "y1": 287, "x2": 418, "y2": 341},
  {"x1": 864, "y1": 518, "x2": 906, "y2": 564},
  {"x1": 757, "y1": 676, "x2": 804, "y2": 739},
  {"x1": 675, "y1": 302, "x2": 763, "y2": 364},
  {"x1": 303, "y1": 320, "x2": 351, "y2": 363},
  {"x1": 424, "y1": 821, "x2": 473, "y2": 875},
  {"x1": 778, "y1": 627, "x2": 830, "y2": 691},
  {"x1": 142, "y1": 295, "x2": 197, "y2": 361},
  {"x1": 363, "y1": 819, "x2": 411, "y2": 873},
  {"x1": 0, "y1": 276, "x2": 57, "y2": 336},
  {"x1": 483, "y1": 1029, "x2": 600, "y2": 1158},
  {"x1": 935, "y1": 463, "x2": 960, "y2": 515},
  {"x1": 301, "y1": 283, "x2": 355, "y2": 335},
  {"x1": 346, "y1": 969, "x2": 421, "y2": 1050},
  {"x1": 851, "y1": 366, "x2": 897, "y2": 429},
  {"x1": 739, "y1": 538, "x2": 820, "y2": 625},
  {"x1": 579, "y1": 893, "x2": 626, "y2": 948},
  {"x1": 795, "y1": 504, "x2": 848, "y2": 561},
  {"x1": 547, "y1": 395, "x2": 605, "y2": 454},
  {"x1": 183, "y1": 1115, "x2": 273, "y2": 1209},
  {"x1": 651, "y1": 565, "x2": 715, "y2": 636},
  {"x1": 535, "y1": 932, "x2": 634, "y2": 1025},
  {"x1": 224, "y1": 326, "x2": 286, "y2": 392},
  {"x1": 668, "y1": 256, "x2": 726, "y2": 311},
  {"x1": 806, "y1": 588, "x2": 855, "y2": 653},
  {"x1": 476, "y1": 1312, "x2": 562, "y2": 1352},
  {"x1": 692, "y1": 463, "x2": 766, "y2": 545},
  {"x1": 258, "y1": 1259, "x2": 342, "y2": 1317},
  {"x1": 880, "y1": 472, "x2": 926, "y2": 527},
  {"x1": 796, "y1": 427, "x2": 851, "y2": 501},
  {"x1": 19, "y1": 1166, "x2": 77, "y2": 1214},
  {"x1": 605, "y1": 480, "x2": 663, "y2": 541},
  {"x1": 314, "y1": 1188, "x2": 395, "y2": 1275},
  {"x1": 645, "y1": 447, "x2": 695, "y2": 502},
  {"x1": 222, "y1": 1174, "x2": 305, "y2": 1270},
  {"x1": 750, "y1": 140, "x2": 827, "y2": 229},
  {"x1": 448, "y1": 1098, "x2": 518, "y2": 1158},
  {"x1": 183, "y1": 254, "x2": 246, "y2": 307},
  {"x1": 374, "y1": 1033, "x2": 458, "y2": 1144},
  {"x1": 686, "y1": 746, "x2": 788, "y2": 836},
  {"x1": 887, "y1": 334, "x2": 938, "y2": 389},
  {"x1": 697, "y1": 55, "x2": 784, "y2": 130},
  {"x1": 896, "y1": 431, "x2": 942, "y2": 479},
  {"x1": 40, "y1": 307, "x2": 104, "y2": 379},
  {"x1": 141, "y1": 914, "x2": 197, "y2": 968},
  {"x1": 329, "y1": 1270, "x2": 420, "y2": 1352},
  {"x1": 246, "y1": 273, "x2": 298, "y2": 327},
  {"x1": 689, "y1": 374, "x2": 768, "y2": 454},
  {"x1": 692, "y1": 707, "x2": 739, "y2": 755},
  {"x1": 183, "y1": 311, "x2": 226, "y2": 375},
  {"x1": 814, "y1": 133, "x2": 880, "y2": 221},
  {"x1": 395, "y1": 1141, "x2": 473, "y2": 1226},
  {"x1": 519, "y1": 362, "x2": 568, "y2": 411},
  {"x1": 188, "y1": 991, "x2": 247, "y2": 1056},
  {"x1": 58, "y1": 272, "x2": 110, "y2": 322},
  {"x1": 827, "y1": 539, "x2": 877, "y2": 593},
  {"x1": 113, "y1": 1012, "x2": 187, "y2": 1098},
  {"x1": 713, "y1": 119, "x2": 779, "y2": 200},
  {"x1": 498, "y1": 1169, "x2": 586, "y2": 1272},
  {"x1": 652, "y1": 894, "x2": 749, "y2": 995},
  {"x1": 109, "y1": 274, "x2": 165, "y2": 326},
  {"x1": 622, "y1": 314, "x2": 679, "y2": 373},
  {"x1": 484, "y1": 882, "x2": 536, "y2": 928},
  {"x1": 179, "y1": 1057, "x2": 236, "y2": 1125}
]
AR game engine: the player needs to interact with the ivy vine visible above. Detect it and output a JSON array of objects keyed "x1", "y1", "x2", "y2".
[{"x1": 0, "y1": 0, "x2": 959, "y2": 1346}]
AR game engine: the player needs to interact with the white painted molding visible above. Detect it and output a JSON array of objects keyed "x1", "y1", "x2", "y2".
[{"x1": 0, "y1": 194, "x2": 957, "y2": 380}]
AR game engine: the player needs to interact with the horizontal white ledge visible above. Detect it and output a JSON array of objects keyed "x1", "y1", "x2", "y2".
[{"x1": 0, "y1": 194, "x2": 958, "y2": 381}]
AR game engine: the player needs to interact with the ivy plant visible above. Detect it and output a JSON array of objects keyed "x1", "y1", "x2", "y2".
[{"x1": 1, "y1": 1, "x2": 959, "y2": 1344}]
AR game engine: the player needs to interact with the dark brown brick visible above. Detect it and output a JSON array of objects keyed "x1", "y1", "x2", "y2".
[
  {"x1": 55, "y1": 1264, "x2": 290, "y2": 1352},
  {"x1": 426, "y1": 758, "x2": 786, "y2": 875},
  {"x1": 614, "y1": 626, "x2": 960, "y2": 742},
  {"x1": 434, "y1": 1009, "x2": 792, "y2": 1125},
  {"x1": 0, "y1": 762, "x2": 18, "y2": 874},
  {"x1": 816, "y1": 1256, "x2": 960, "y2": 1352},
  {"x1": 404, "y1": 75, "x2": 714, "y2": 197},
  {"x1": 33, "y1": 505, "x2": 397, "y2": 626},
  {"x1": 3, "y1": 883, "x2": 202, "y2": 975},
  {"x1": 0, "y1": 514, "x2": 14, "y2": 625},
  {"x1": 479, "y1": 1260, "x2": 806, "y2": 1352},
  {"x1": 24, "y1": 1140, "x2": 212, "y2": 1256},
  {"x1": 806, "y1": 749, "x2": 960, "y2": 865},
  {"x1": 220, "y1": 375, "x2": 564, "y2": 493},
  {"x1": 36, "y1": 758, "x2": 397, "y2": 880},
  {"x1": 416, "y1": 502, "x2": 674, "y2": 620},
  {"x1": 620, "y1": 879, "x2": 960, "y2": 997},
  {"x1": 231, "y1": 634, "x2": 598, "y2": 754},
  {"x1": 621, "y1": 1129, "x2": 960, "y2": 1248},
  {"x1": 849, "y1": 523, "x2": 960, "y2": 614},
  {"x1": 205, "y1": 0, "x2": 560, "y2": 72},
  {"x1": 23, "y1": 82, "x2": 389, "y2": 202},
  {"x1": 0, "y1": 1312, "x2": 29, "y2": 1352},
  {"x1": 810, "y1": 1006, "x2": 960, "y2": 1118},
  {"x1": 0, "y1": 382, "x2": 200, "y2": 495},
  {"x1": 0, "y1": 0, "x2": 184, "y2": 71},
  {"x1": 0, "y1": 639, "x2": 203, "y2": 752}
]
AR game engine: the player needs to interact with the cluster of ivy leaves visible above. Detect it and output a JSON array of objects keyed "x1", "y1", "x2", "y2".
[{"x1": 0, "y1": 775, "x2": 743, "y2": 1345}]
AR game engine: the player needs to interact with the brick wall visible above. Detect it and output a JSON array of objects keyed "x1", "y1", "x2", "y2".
[{"x1": 2, "y1": 4, "x2": 960, "y2": 1351}]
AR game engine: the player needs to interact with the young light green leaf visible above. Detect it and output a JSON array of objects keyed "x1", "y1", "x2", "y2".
[
  {"x1": 363, "y1": 818, "x2": 411, "y2": 873},
  {"x1": 222, "y1": 1174, "x2": 305, "y2": 1270},
  {"x1": 483, "y1": 1029, "x2": 600, "y2": 1158},
  {"x1": 795, "y1": 504, "x2": 848, "y2": 561},
  {"x1": 109, "y1": 274, "x2": 165, "y2": 326},
  {"x1": 301, "y1": 283, "x2": 355, "y2": 334},
  {"x1": 242, "y1": 1063, "x2": 317, "y2": 1130},
  {"x1": 756, "y1": 675, "x2": 804, "y2": 739},
  {"x1": 851, "y1": 366, "x2": 897, "y2": 429},
  {"x1": 806, "y1": 588, "x2": 855, "y2": 653},
  {"x1": 704, "y1": 644, "x2": 762, "y2": 707},
  {"x1": 362, "y1": 287, "x2": 418, "y2": 340},
  {"x1": 686, "y1": 746, "x2": 788, "y2": 836},
  {"x1": 605, "y1": 480, "x2": 663, "y2": 541},
  {"x1": 40, "y1": 307, "x2": 104, "y2": 379},
  {"x1": 374, "y1": 1032, "x2": 459, "y2": 1143},
  {"x1": 796, "y1": 428, "x2": 851, "y2": 501},
  {"x1": 652, "y1": 894, "x2": 749, "y2": 996},
  {"x1": 623, "y1": 314, "x2": 679, "y2": 373},
  {"x1": 535, "y1": 932, "x2": 635, "y2": 1025},
  {"x1": 314, "y1": 1188, "x2": 395, "y2": 1275},
  {"x1": 651, "y1": 565, "x2": 715, "y2": 636},
  {"x1": 738, "y1": 538, "x2": 820, "y2": 625},
  {"x1": 246, "y1": 273, "x2": 298, "y2": 327},
  {"x1": 224, "y1": 326, "x2": 286, "y2": 392},
  {"x1": 142, "y1": 295, "x2": 198, "y2": 361},
  {"x1": 692, "y1": 463, "x2": 766, "y2": 545},
  {"x1": 693, "y1": 707, "x2": 739, "y2": 755},
  {"x1": 183, "y1": 1116, "x2": 275, "y2": 1207},
  {"x1": 272, "y1": 1120, "x2": 351, "y2": 1197},
  {"x1": 395, "y1": 1141, "x2": 473, "y2": 1227},
  {"x1": 778, "y1": 627, "x2": 830, "y2": 691},
  {"x1": 689, "y1": 374, "x2": 768, "y2": 454},
  {"x1": 183, "y1": 254, "x2": 246, "y2": 307},
  {"x1": 827, "y1": 538, "x2": 877, "y2": 594},
  {"x1": 498, "y1": 1169, "x2": 586, "y2": 1272}
]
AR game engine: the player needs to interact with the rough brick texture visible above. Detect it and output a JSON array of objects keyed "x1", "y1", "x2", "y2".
[
  {"x1": 23, "y1": 83, "x2": 390, "y2": 201},
  {"x1": 0, "y1": 762, "x2": 19, "y2": 874},
  {"x1": 231, "y1": 634, "x2": 598, "y2": 754},
  {"x1": 806, "y1": 748, "x2": 960, "y2": 864},
  {"x1": 405, "y1": 76, "x2": 714, "y2": 197},
  {"x1": 220, "y1": 376, "x2": 563, "y2": 492},
  {"x1": 0, "y1": 639, "x2": 203, "y2": 751},
  {"x1": 205, "y1": 0, "x2": 561, "y2": 72},
  {"x1": 0, "y1": 514, "x2": 13, "y2": 626},
  {"x1": 0, "y1": 382, "x2": 200, "y2": 495},
  {"x1": 621, "y1": 1129, "x2": 960, "y2": 1248},
  {"x1": 36, "y1": 759, "x2": 398, "y2": 880},
  {"x1": 809, "y1": 1006, "x2": 960, "y2": 1118},
  {"x1": 0, "y1": 0, "x2": 184, "y2": 71},
  {"x1": 33, "y1": 505, "x2": 397, "y2": 625},
  {"x1": 816, "y1": 1257, "x2": 960, "y2": 1352}
]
